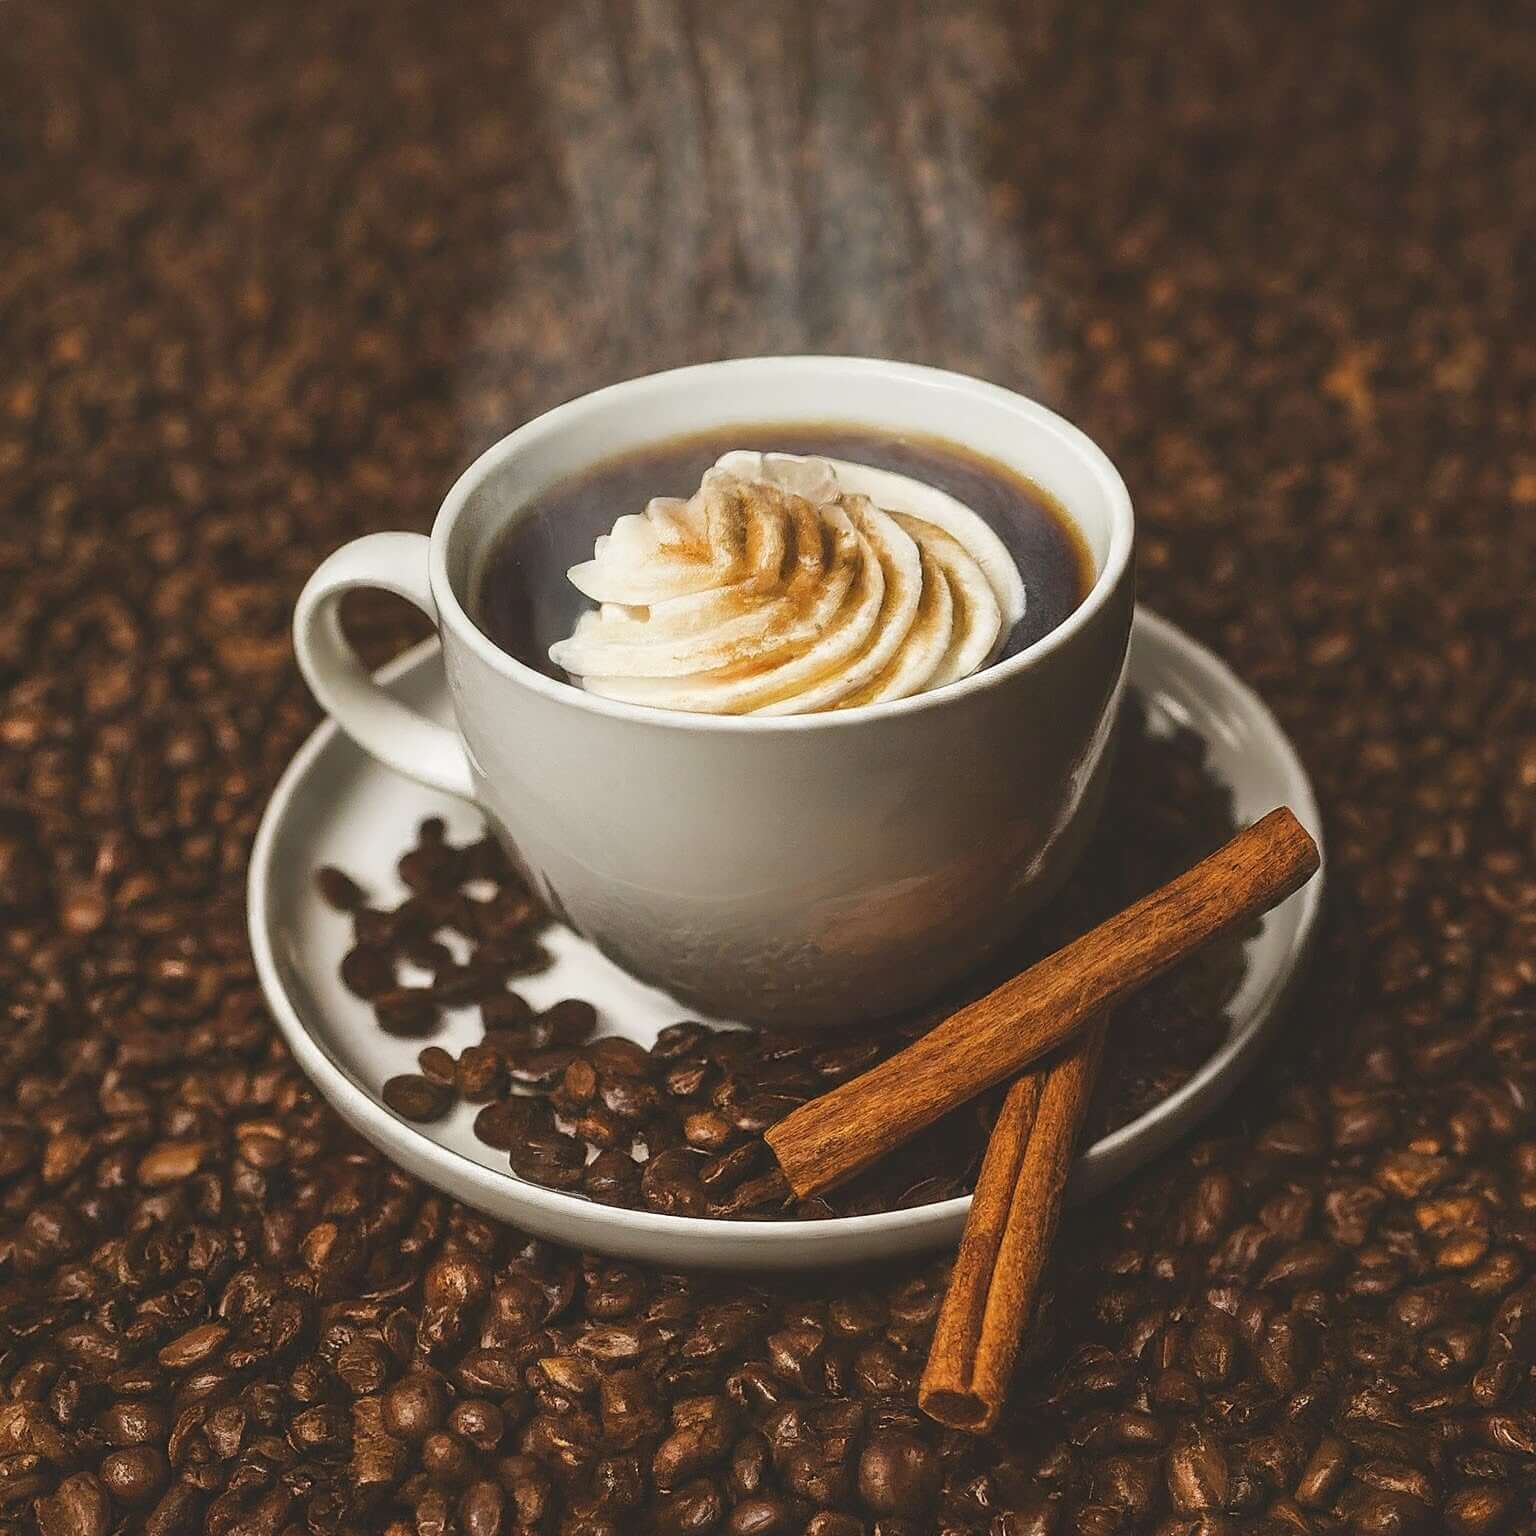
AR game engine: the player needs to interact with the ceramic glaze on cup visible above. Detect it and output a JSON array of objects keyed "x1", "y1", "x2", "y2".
[{"x1": 292, "y1": 358, "x2": 1135, "y2": 1025}]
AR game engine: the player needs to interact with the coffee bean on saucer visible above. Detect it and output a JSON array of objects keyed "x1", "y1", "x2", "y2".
[
  {"x1": 572, "y1": 1103, "x2": 627, "y2": 1149},
  {"x1": 583, "y1": 1147, "x2": 642, "y2": 1205},
  {"x1": 482, "y1": 990, "x2": 535, "y2": 1029},
  {"x1": 376, "y1": 987, "x2": 440, "y2": 1036},
  {"x1": 589, "y1": 1035, "x2": 653, "y2": 1076},
  {"x1": 382, "y1": 1073, "x2": 454, "y2": 1122},
  {"x1": 698, "y1": 1140, "x2": 762, "y2": 1189},
  {"x1": 641, "y1": 1148, "x2": 711, "y2": 1216},
  {"x1": 315, "y1": 865, "x2": 366, "y2": 910},
  {"x1": 472, "y1": 1096, "x2": 551, "y2": 1150},
  {"x1": 533, "y1": 998, "x2": 599, "y2": 1047},
  {"x1": 685, "y1": 1110, "x2": 738, "y2": 1153},
  {"x1": 432, "y1": 963, "x2": 501, "y2": 1005},
  {"x1": 601, "y1": 1072, "x2": 663, "y2": 1123},
  {"x1": 399, "y1": 844, "x2": 455, "y2": 893},
  {"x1": 509, "y1": 1128, "x2": 587, "y2": 1188},
  {"x1": 406, "y1": 935, "x2": 456, "y2": 972},
  {"x1": 653, "y1": 1021, "x2": 713, "y2": 1059},
  {"x1": 352, "y1": 905, "x2": 403, "y2": 946},
  {"x1": 509, "y1": 1048, "x2": 576, "y2": 1088},
  {"x1": 340, "y1": 944, "x2": 395, "y2": 998},
  {"x1": 418, "y1": 1046, "x2": 457, "y2": 1083},
  {"x1": 456, "y1": 1044, "x2": 507, "y2": 1101},
  {"x1": 709, "y1": 1170, "x2": 790, "y2": 1218}
]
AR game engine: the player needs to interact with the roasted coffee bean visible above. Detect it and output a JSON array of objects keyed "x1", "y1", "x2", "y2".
[
  {"x1": 777, "y1": 1439, "x2": 848, "y2": 1504},
  {"x1": 723, "y1": 1165, "x2": 792, "y2": 1215},
  {"x1": 353, "y1": 905, "x2": 404, "y2": 946},
  {"x1": 534, "y1": 1000, "x2": 600, "y2": 1048},
  {"x1": 653, "y1": 1395, "x2": 738, "y2": 1491},
  {"x1": 340, "y1": 945, "x2": 396, "y2": 999},
  {"x1": 376, "y1": 989, "x2": 440, "y2": 1037},
  {"x1": 583, "y1": 1147, "x2": 642, "y2": 1205},
  {"x1": 381, "y1": 1073, "x2": 454, "y2": 1122},
  {"x1": 398, "y1": 845, "x2": 453, "y2": 892},
  {"x1": 418, "y1": 1045, "x2": 457, "y2": 1083},
  {"x1": 452, "y1": 1347, "x2": 524, "y2": 1399},
  {"x1": 684, "y1": 1110, "x2": 737, "y2": 1153},
  {"x1": 421, "y1": 1427, "x2": 474, "y2": 1480},
  {"x1": 558, "y1": 1056, "x2": 599, "y2": 1109},
  {"x1": 699, "y1": 1140, "x2": 762, "y2": 1189},
  {"x1": 34, "y1": 1472, "x2": 110, "y2": 1536},
  {"x1": 472, "y1": 1096, "x2": 549, "y2": 1151},
  {"x1": 1295, "y1": 1434, "x2": 1351, "y2": 1507},
  {"x1": 433, "y1": 963, "x2": 506, "y2": 1005},
  {"x1": 665, "y1": 1058, "x2": 716, "y2": 1098},
  {"x1": 535, "y1": 1350, "x2": 600, "y2": 1403},
  {"x1": 459, "y1": 1479, "x2": 505, "y2": 1536},
  {"x1": 600, "y1": 1072, "x2": 663, "y2": 1122},
  {"x1": 599, "y1": 1368, "x2": 666, "y2": 1449},
  {"x1": 456, "y1": 1044, "x2": 507, "y2": 1102},
  {"x1": 859, "y1": 1430, "x2": 941, "y2": 1515},
  {"x1": 509, "y1": 1129, "x2": 587, "y2": 1190},
  {"x1": 316, "y1": 867, "x2": 366, "y2": 911},
  {"x1": 649, "y1": 1022, "x2": 709, "y2": 1060},
  {"x1": 383, "y1": 1372, "x2": 449, "y2": 1440},
  {"x1": 589, "y1": 1036, "x2": 653, "y2": 1076},
  {"x1": 481, "y1": 990, "x2": 535, "y2": 1029},
  {"x1": 99, "y1": 1398, "x2": 170, "y2": 1446},
  {"x1": 448, "y1": 1399, "x2": 505, "y2": 1452},
  {"x1": 802, "y1": 1516, "x2": 865, "y2": 1536},
  {"x1": 656, "y1": 1476, "x2": 725, "y2": 1535},
  {"x1": 508, "y1": 1049, "x2": 576, "y2": 1088},
  {"x1": 1443, "y1": 1485, "x2": 1513, "y2": 1534},
  {"x1": 729, "y1": 1432, "x2": 769, "y2": 1498},
  {"x1": 484, "y1": 1272, "x2": 551, "y2": 1340},
  {"x1": 336, "y1": 1335, "x2": 390, "y2": 1395},
  {"x1": 407, "y1": 935, "x2": 455, "y2": 971},
  {"x1": 641, "y1": 1149, "x2": 711, "y2": 1217},
  {"x1": 157, "y1": 1321, "x2": 227, "y2": 1368},
  {"x1": 1168, "y1": 1424, "x2": 1230, "y2": 1512},
  {"x1": 727, "y1": 1497, "x2": 792, "y2": 1534},
  {"x1": 572, "y1": 1102, "x2": 628, "y2": 1149},
  {"x1": 98, "y1": 1445, "x2": 169, "y2": 1504},
  {"x1": 765, "y1": 1323, "x2": 826, "y2": 1392},
  {"x1": 521, "y1": 1408, "x2": 602, "y2": 1474}
]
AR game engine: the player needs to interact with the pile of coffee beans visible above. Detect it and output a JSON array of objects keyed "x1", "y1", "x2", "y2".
[
  {"x1": 6, "y1": 3, "x2": 1536, "y2": 1524},
  {"x1": 323, "y1": 696, "x2": 1249, "y2": 1218},
  {"x1": 5, "y1": 892, "x2": 1535, "y2": 1536}
]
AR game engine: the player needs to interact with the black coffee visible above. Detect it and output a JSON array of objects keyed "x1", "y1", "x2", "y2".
[{"x1": 474, "y1": 424, "x2": 1093, "y2": 685}]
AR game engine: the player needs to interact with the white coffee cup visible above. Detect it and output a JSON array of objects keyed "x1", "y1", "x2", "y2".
[{"x1": 293, "y1": 357, "x2": 1135, "y2": 1026}]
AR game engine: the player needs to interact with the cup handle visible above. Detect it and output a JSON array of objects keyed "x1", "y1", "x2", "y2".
[{"x1": 293, "y1": 532, "x2": 476, "y2": 800}]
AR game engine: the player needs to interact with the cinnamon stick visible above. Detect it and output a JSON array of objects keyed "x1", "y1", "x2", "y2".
[
  {"x1": 918, "y1": 1016, "x2": 1108, "y2": 1433},
  {"x1": 765, "y1": 807, "x2": 1319, "y2": 1198}
]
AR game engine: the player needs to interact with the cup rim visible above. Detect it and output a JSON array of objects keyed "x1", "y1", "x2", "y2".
[{"x1": 428, "y1": 356, "x2": 1135, "y2": 732}]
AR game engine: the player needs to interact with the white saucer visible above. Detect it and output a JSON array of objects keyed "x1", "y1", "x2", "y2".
[{"x1": 249, "y1": 609, "x2": 1323, "y2": 1270}]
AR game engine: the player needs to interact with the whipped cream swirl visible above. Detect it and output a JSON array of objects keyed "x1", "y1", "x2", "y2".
[{"x1": 548, "y1": 451, "x2": 1027, "y2": 716}]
